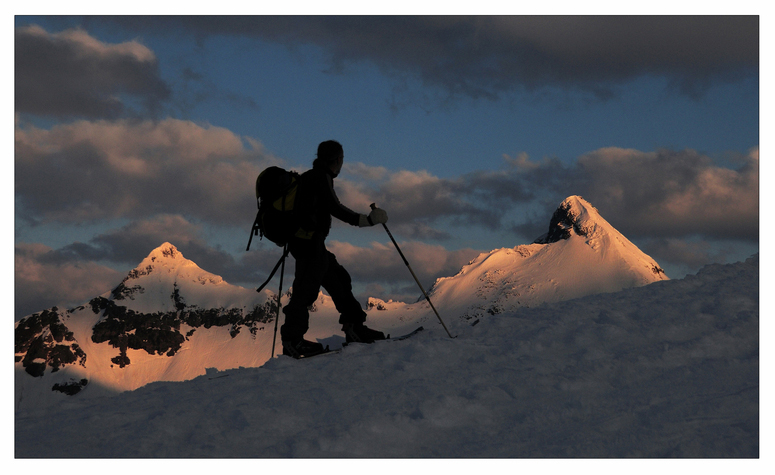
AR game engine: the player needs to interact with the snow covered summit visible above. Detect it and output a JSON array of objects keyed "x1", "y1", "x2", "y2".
[
  {"x1": 15, "y1": 242, "x2": 279, "y2": 405},
  {"x1": 15, "y1": 197, "x2": 667, "y2": 409},
  {"x1": 112, "y1": 242, "x2": 251, "y2": 314},
  {"x1": 16, "y1": 255, "x2": 759, "y2": 457},
  {"x1": 426, "y1": 195, "x2": 668, "y2": 321}
]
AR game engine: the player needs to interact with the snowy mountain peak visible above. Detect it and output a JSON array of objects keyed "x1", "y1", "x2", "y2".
[
  {"x1": 147, "y1": 242, "x2": 183, "y2": 261},
  {"x1": 14, "y1": 241, "x2": 279, "y2": 400},
  {"x1": 426, "y1": 195, "x2": 668, "y2": 321},
  {"x1": 117, "y1": 242, "x2": 224, "y2": 297},
  {"x1": 536, "y1": 195, "x2": 607, "y2": 243},
  {"x1": 105, "y1": 242, "x2": 253, "y2": 315},
  {"x1": 133, "y1": 242, "x2": 209, "y2": 276}
]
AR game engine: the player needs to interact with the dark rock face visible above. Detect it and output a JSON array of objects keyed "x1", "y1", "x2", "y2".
[
  {"x1": 535, "y1": 200, "x2": 588, "y2": 244},
  {"x1": 89, "y1": 296, "x2": 276, "y2": 368},
  {"x1": 15, "y1": 243, "x2": 280, "y2": 396},
  {"x1": 112, "y1": 266, "x2": 153, "y2": 300},
  {"x1": 14, "y1": 308, "x2": 86, "y2": 377},
  {"x1": 52, "y1": 378, "x2": 88, "y2": 395},
  {"x1": 16, "y1": 296, "x2": 276, "y2": 388}
]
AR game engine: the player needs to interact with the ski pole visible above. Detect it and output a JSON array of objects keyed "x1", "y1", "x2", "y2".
[
  {"x1": 371, "y1": 203, "x2": 455, "y2": 338},
  {"x1": 270, "y1": 243, "x2": 288, "y2": 358}
]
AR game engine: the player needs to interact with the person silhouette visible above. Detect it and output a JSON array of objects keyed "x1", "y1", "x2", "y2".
[{"x1": 280, "y1": 140, "x2": 389, "y2": 358}]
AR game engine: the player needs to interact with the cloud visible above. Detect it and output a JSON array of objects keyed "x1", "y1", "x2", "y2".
[
  {"x1": 15, "y1": 118, "x2": 280, "y2": 225},
  {"x1": 15, "y1": 25, "x2": 171, "y2": 119},
  {"x1": 57, "y1": 214, "x2": 209, "y2": 264},
  {"x1": 14, "y1": 220, "x2": 250, "y2": 319},
  {"x1": 44, "y1": 213, "x2": 292, "y2": 290},
  {"x1": 341, "y1": 145, "x2": 758, "y2": 245},
  {"x1": 15, "y1": 242, "x2": 124, "y2": 319},
  {"x1": 105, "y1": 16, "x2": 758, "y2": 101},
  {"x1": 338, "y1": 167, "x2": 523, "y2": 233},
  {"x1": 326, "y1": 240, "x2": 482, "y2": 290},
  {"x1": 575, "y1": 147, "x2": 759, "y2": 240},
  {"x1": 639, "y1": 238, "x2": 738, "y2": 274},
  {"x1": 13, "y1": 212, "x2": 481, "y2": 318},
  {"x1": 14, "y1": 110, "x2": 757, "y2": 248}
]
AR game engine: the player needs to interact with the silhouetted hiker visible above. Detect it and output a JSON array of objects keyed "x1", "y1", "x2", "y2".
[{"x1": 281, "y1": 140, "x2": 389, "y2": 358}]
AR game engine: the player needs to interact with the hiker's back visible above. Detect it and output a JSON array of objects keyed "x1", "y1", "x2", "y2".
[
  {"x1": 253, "y1": 166, "x2": 312, "y2": 247},
  {"x1": 293, "y1": 166, "x2": 332, "y2": 237}
]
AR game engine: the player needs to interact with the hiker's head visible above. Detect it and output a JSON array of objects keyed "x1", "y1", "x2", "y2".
[{"x1": 315, "y1": 140, "x2": 344, "y2": 176}]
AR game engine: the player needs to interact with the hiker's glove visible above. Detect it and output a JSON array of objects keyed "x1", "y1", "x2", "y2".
[{"x1": 359, "y1": 207, "x2": 388, "y2": 227}]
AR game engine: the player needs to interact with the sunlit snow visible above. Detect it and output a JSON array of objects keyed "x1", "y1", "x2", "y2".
[{"x1": 14, "y1": 197, "x2": 758, "y2": 458}]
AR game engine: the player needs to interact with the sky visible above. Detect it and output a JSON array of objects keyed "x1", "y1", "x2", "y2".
[{"x1": 12, "y1": 10, "x2": 762, "y2": 319}]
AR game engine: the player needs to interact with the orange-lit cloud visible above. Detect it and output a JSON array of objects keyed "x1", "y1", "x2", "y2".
[
  {"x1": 15, "y1": 243, "x2": 124, "y2": 319},
  {"x1": 15, "y1": 118, "x2": 279, "y2": 225}
]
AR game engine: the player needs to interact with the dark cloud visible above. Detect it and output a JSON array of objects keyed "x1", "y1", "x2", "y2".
[
  {"x1": 575, "y1": 147, "x2": 759, "y2": 241},
  {"x1": 15, "y1": 25, "x2": 171, "y2": 119},
  {"x1": 15, "y1": 118, "x2": 280, "y2": 226},
  {"x1": 338, "y1": 166, "x2": 536, "y2": 235},
  {"x1": 47, "y1": 214, "x2": 288, "y2": 289},
  {"x1": 58, "y1": 214, "x2": 209, "y2": 265},
  {"x1": 104, "y1": 15, "x2": 758, "y2": 101},
  {"x1": 342, "y1": 145, "x2": 758, "y2": 245},
  {"x1": 326, "y1": 240, "x2": 482, "y2": 292},
  {"x1": 14, "y1": 109, "x2": 757, "y2": 281},
  {"x1": 639, "y1": 238, "x2": 738, "y2": 274},
  {"x1": 15, "y1": 242, "x2": 124, "y2": 319}
]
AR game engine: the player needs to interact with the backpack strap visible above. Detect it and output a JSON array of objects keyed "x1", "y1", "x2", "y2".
[
  {"x1": 246, "y1": 209, "x2": 261, "y2": 251},
  {"x1": 256, "y1": 246, "x2": 291, "y2": 293}
]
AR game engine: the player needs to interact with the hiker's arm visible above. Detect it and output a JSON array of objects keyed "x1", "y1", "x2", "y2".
[
  {"x1": 325, "y1": 177, "x2": 361, "y2": 226},
  {"x1": 325, "y1": 175, "x2": 387, "y2": 227}
]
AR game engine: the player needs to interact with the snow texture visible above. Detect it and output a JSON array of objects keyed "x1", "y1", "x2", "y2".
[
  {"x1": 14, "y1": 255, "x2": 759, "y2": 458},
  {"x1": 427, "y1": 195, "x2": 668, "y2": 322},
  {"x1": 14, "y1": 196, "x2": 669, "y2": 406}
]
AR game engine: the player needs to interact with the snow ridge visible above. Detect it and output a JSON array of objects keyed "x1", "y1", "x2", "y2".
[
  {"x1": 15, "y1": 255, "x2": 759, "y2": 458},
  {"x1": 425, "y1": 195, "x2": 668, "y2": 321},
  {"x1": 15, "y1": 196, "x2": 669, "y2": 409}
]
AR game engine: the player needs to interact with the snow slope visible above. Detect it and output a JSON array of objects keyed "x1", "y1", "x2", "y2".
[
  {"x1": 14, "y1": 255, "x2": 759, "y2": 458},
  {"x1": 13, "y1": 243, "x2": 422, "y2": 410},
  {"x1": 425, "y1": 195, "x2": 668, "y2": 321},
  {"x1": 15, "y1": 197, "x2": 670, "y2": 409}
]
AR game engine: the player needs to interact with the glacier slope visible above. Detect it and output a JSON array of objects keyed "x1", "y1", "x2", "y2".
[{"x1": 14, "y1": 256, "x2": 758, "y2": 458}]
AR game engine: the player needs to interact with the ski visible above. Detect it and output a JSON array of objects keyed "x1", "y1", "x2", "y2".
[
  {"x1": 207, "y1": 374, "x2": 230, "y2": 380},
  {"x1": 342, "y1": 326, "x2": 424, "y2": 347},
  {"x1": 283, "y1": 345, "x2": 341, "y2": 360},
  {"x1": 287, "y1": 326, "x2": 425, "y2": 359},
  {"x1": 389, "y1": 326, "x2": 424, "y2": 341}
]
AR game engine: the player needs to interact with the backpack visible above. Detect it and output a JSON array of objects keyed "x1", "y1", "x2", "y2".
[{"x1": 246, "y1": 166, "x2": 313, "y2": 250}]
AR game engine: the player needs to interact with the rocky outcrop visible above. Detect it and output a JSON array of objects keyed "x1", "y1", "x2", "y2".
[
  {"x1": 14, "y1": 308, "x2": 86, "y2": 377},
  {"x1": 89, "y1": 296, "x2": 276, "y2": 368}
]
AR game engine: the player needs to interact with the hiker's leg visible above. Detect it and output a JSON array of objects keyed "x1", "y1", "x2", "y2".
[
  {"x1": 280, "y1": 239, "x2": 328, "y2": 341},
  {"x1": 319, "y1": 250, "x2": 367, "y2": 326}
]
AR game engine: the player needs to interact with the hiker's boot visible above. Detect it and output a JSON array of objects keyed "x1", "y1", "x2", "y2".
[
  {"x1": 343, "y1": 323, "x2": 386, "y2": 344},
  {"x1": 282, "y1": 338, "x2": 326, "y2": 359}
]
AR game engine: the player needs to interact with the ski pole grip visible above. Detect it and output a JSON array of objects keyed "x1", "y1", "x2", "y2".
[{"x1": 370, "y1": 203, "x2": 377, "y2": 210}]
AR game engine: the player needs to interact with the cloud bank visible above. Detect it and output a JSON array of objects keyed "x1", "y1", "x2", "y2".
[
  {"x1": 15, "y1": 118, "x2": 278, "y2": 225},
  {"x1": 15, "y1": 25, "x2": 171, "y2": 119},
  {"x1": 13, "y1": 21, "x2": 759, "y2": 318},
  {"x1": 15, "y1": 243, "x2": 124, "y2": 318},
  {"x1": 15, "y1": 112, "x2": 758, "y2": 243},
  {"x1": 105, "y1": 15, "x2": 758, "y2": 101},
  {"x1": 574, "y1": 147, "x2": 759, "y2": 240}
]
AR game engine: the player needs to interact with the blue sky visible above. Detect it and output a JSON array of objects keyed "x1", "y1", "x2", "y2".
[{"x1": 13, "y1": 13, "x2": 761, "y2": 318}]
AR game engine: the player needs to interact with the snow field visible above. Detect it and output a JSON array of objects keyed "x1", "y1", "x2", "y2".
[{"x1": 14, "y1": 256, "x2": 758, "y2": 458}]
